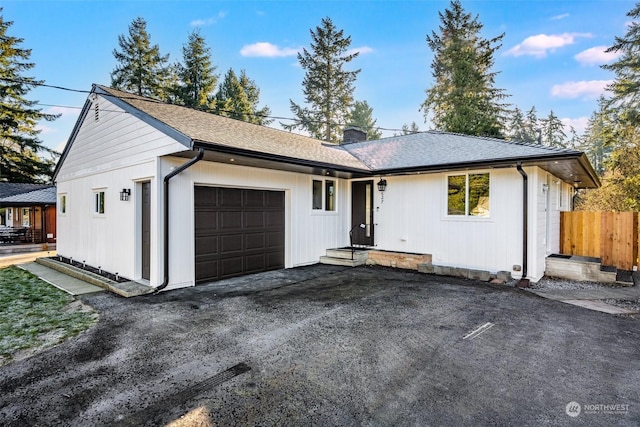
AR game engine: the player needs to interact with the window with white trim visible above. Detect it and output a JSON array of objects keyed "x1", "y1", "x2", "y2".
[
  {"x1": 312, "y1": 178, "x2": 337, "y2": 211},
  {"x1": 447, "y1": 173, "x2": 490, "y2": 217},
  {"x1": 94, "y1": 190, "x2": 105, "y2": 215},
  {"x1": 59, "y1": 194, "x2": 67, "y2": 214}
]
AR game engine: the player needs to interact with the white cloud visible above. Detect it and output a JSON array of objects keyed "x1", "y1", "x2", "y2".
[
  {"x1": 240, "y1": 42, "x2": 299, "y2": 57},
  {"x1": 561, "y1": 116, "x2": 589, "y2": 135},
  {"x1": 347, "y1": 46, "x2": 374, "y2": 56},
  {"x1": 190, "y1": 11, "x2": 227, "y2": 27},
  {"x1": 575, "y1": 46, "x2": 621, "y2": 66},
  {"x1": 551, "y1": 80, "x2": 612, "y2": 99},
  {"x1": 551, "y1": 13, "x2": 570, "y2": 21},
  {"x1": 506, "y1": 32, "x2": 592, "y2": 58}
]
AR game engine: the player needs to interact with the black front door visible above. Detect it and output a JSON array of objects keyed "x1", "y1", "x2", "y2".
[{"x1": 351, "y1": 180, "x2": 374, "y2": 246}]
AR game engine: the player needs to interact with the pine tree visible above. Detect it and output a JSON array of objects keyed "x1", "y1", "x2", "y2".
[
  {"x1": 602, "y1": 3, "x2": 640, "y2": 118},
  {"x1": 284, "y1": 17, "x2": 360, "y2": 143},
  {"x1": 214, "y1": 68, "x2": 272, "y2": 125},
  {"x1": 421, "y1": 0, "x2": 509, "y2": 137},
  {"x1": 524, "y1": 106, "x2": 540, "y2": 143},
  {"x1": 539, "y1": 110, "x2": 566, "y2": 148},
  {"x1": 578, "y1": 104, "x2": 612, "y2": 175},
  {"x1": 174, "y1": 30, "x2": 218, "y2": 109},
  {"x1": 506, "y1": 107, "x2": 527, "y2": 141},
  {"x1": 348, "y1": 100, "x2": 382, "y2": 140},
  {"x1": 111, "y1": 17, "x2": 170, "y2": 99},
  {"x1": 0, "y1": 9, "x2": 58, "y2": 183},
  {"x1": 394, "y1": 122, "x2": 420, "y2": 136}
]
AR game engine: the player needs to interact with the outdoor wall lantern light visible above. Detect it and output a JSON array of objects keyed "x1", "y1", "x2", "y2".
[
  {"x1": 542, "y1": 183, "x2": 549, "y2": 194},
  {"x1": 377, "y1": 178, "x2": 387, "y2": 202},
  {"x1": 120, "y1": 188, "x2": 131, "y2": 201}
]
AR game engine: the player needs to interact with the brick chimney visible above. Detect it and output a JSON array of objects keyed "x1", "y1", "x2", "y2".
[{"x1": 342, "y1": 126, "x2": 367, "y2": 144}]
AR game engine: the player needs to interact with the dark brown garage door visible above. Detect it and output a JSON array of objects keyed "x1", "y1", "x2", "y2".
[{"x1": 195, "y1": 187, "x2": 285, "y2": 283}]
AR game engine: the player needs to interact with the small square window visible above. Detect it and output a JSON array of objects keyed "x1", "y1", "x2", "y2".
[{"x1": 94, "y1": 191, "x2": 105, "y2": 214}]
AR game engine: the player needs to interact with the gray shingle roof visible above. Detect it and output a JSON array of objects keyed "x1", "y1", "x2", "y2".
[
  {"x1": 0, "y1": 183, "x2": 51, "y2": 199},
  {"x1": 342, "y1": 131, "x2": 581, "y2": 171},
  {"x1": 75, "y1": 85, "x2": 597, "y2": 187},
  {"x1": 97, "y1": 86, "x2": 370, "y2": 171},
  {"x1": 0, "y1": 186, "x2": 56, "y2": 205}
]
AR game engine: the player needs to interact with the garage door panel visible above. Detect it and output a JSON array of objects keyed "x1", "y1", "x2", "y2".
[
  {"x1": 220, "y1": 234, "x2": 243, "y2": 253},
  {"x1": 194, "y1": 187, "x2": 219, "y2": 207},
  {"x1": 244, "y1": 190, "x2": 265, "y2": 207},
  {"x1": 245, "y1": 254, "x2": 266, "y2": 272},
  {"x1": 219, "y1": 188, "x2": 242, "y2": 207},
  {"x1": 195, "y1": 187, "x2": 285, "y2": 283},
  {"x1": 195, "y1": 257, "x2": 218, "y2": 280},
  {"x1": 265, "y1": 211, "x2": 284, "y2": 227},
  {"x1": 266, "y1": 231, "x2": 284, "y2": 248},
  {"x1": 245, "y1": 211, "x2": 265, "y2": 228},
  {"x1": 220, "y1": 211, "x2": 242, "y2": 229},
  {"x1": 221, "y1": 257, "x2": 244, "y2": 277},
  {"x1": 266, "y1": 252, "x2": 284, "y2": 269},
  {"x1": 195, "y1": 235, "x2": 218, "y2": 255},
  {"x1": 266, "y1": 191, "x2": 285, "y2": 208},
  {"x1": 194, "y1": 212, "x2": 218, "y2": 234},
  {"x1": 245, "y1": 233, "x2": 266, "y2": 250}
]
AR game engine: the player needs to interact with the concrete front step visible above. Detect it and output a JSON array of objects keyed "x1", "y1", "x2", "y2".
[
  {"x1": 319, "y1": 256, "x2": 367, "y2": 267},
  {"x1": 545, "y1": 255, "x2": 618, "y2": 283},
  {"x1": 325, "y1": 248, "x2": 369, "y2": 261}
]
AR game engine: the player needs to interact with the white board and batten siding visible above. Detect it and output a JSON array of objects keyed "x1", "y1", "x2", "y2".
[
  {"x1": 56, "y1": 94, "x2": 186, "y2": 283},
  {"x1": 159, "y1": 156, "x2": 351, "y2": 290}
]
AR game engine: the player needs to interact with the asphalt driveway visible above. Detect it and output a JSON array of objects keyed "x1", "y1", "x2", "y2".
[{"x1": 1, "y1": 265, "x2": 639, "y2": 426}]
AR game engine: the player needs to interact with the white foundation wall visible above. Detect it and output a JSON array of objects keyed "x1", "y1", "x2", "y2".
[
  {"x1": 372, "y1": 167, "x2": 538, "y2": 279},
  {"x1": 56, "y1": 160, "x2": 159, "y2": 282},
  {"x1": 160, "y1": 157, "x2": 351, "y2": 290}
]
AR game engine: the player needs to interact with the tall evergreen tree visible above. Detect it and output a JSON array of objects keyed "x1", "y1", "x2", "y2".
[
  {"x1": 506, "y1": 107, "x2": 527, "y2": 141},
  {"x1": 524, "y1": 106, "x2": 540, "y2": 143},
  {"x1": 111, "y1": 17, "x2": 170, "y2": 99},
  {"x1": 394, "y1": 122, "x2": 420, "y2": 136},
  {"x1": 578, "y1": 104, "x2": 612, "y2": 175},
  {"x1": 348, "y1": 100, "x2": 382, "y2": 140},
  {"x1": 284, "y1": 17, "x2": 360, "y2": 143},
  {"x1": 0, "y1": 9, "x2": 58, "y2": 183},
  {"x1": 539, "y1": 110, "x2": 566, "y2": 148},
  {"x1": 214, "y1": 68, "x2": 272, "y2": 125},
  {"x1": 174, "y1": 30, "x2": 218, "y2": 109},
  {"x1": 421, "y1": 0, "x2": 509, "y2": 137},
  {"x1": 602, "y1": 3, "x2": 640, "y2": 119}
]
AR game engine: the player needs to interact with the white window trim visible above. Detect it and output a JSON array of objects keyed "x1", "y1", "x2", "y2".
[
  {"x1": 58, "y1": 194, "x2": 67, "y2": 215},
  {"x1": 93, "y1": 188, "x2": 106, "y2": 216},
  {"x1": 444, "y1": 171, "x2": 492, "y2": 219},
  {"x1": 310, "y1": 177, "x2": 338, "y2": 214}
]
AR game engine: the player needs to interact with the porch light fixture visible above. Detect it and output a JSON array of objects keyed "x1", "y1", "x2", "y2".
[
  {"x1": 120, "y1": 188, "x2": 131, "y2": 201},
  {"x1": 377, "y1": 178, "x2": 387, "y2": 202}
]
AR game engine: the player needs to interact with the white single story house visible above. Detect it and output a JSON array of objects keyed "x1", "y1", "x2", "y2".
[{"x1": 53, "y1": 85, "x2": 599, "y2": 290}]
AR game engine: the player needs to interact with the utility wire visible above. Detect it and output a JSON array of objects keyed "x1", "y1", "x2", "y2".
[{"x1": 1, "y1": 77, "x2": 424, "y2": 135}]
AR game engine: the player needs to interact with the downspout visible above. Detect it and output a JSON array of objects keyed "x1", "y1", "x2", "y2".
[
  {"x1": 516, "y1": 162, "x2": 529, "y2": 287},
  {"x1": 155, "y1": 148, "x2": 205, "y2": 292}
]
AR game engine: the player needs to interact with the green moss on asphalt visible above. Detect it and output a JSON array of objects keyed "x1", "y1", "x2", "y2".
[{"x1": 0, "y1": 265, "x2": 98, "y2": 365}]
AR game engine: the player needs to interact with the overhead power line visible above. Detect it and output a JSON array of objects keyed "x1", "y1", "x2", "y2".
[{"x1": 1, "y1": 77, "x2": 425, "y2": 135}]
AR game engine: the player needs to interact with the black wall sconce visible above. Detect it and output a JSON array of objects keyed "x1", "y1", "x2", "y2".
[
  {"x1": 377, "y1": 178, "x2": 387, "y2": 202},
  {"x1": 120, "y1": 188, "x2": 131, "y2": 201}
]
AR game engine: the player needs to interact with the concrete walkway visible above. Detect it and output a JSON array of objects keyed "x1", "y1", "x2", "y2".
[
  {"x1": 19, "y1": 262, "x2": 105, "y2": 296},
  {"x1": 0, "y1": 250, "x2": 57, "y2": 269},
  {"x1": 526, "y1": 286, "x2": 640, "y2": 315}
]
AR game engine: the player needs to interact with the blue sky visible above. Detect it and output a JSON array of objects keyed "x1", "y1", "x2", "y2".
[{"x1": 2, "y1": 0, "x2": 635, "y2": 152}]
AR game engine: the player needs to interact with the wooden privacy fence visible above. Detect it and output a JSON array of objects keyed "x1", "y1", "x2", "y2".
[{"x1": 560, "y1": 211, "x2": 639, "y2": 271}]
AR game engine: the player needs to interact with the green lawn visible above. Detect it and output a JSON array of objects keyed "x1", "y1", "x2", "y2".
[{"x1": 0, "y1": 265, "x2": 98, "y2": 365}]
